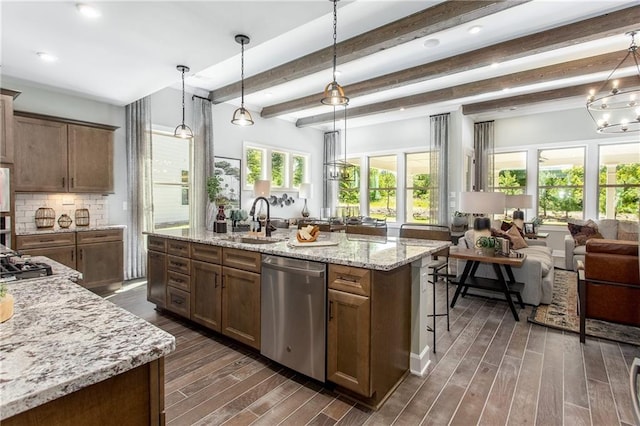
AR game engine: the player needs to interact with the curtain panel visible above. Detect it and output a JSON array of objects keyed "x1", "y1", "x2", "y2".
[
  {"x1": 192, "y1": 96, "x2": 214, "y2": 230},
  {"x1": 429, "y1": 113, "x2": 450, "y2": 225},
  {"x1": 124, "y1": 97, "x2": 152, "y2": 280},
  {"x1": 474, "y1": 121, "x2": 495, "y2": 191}
]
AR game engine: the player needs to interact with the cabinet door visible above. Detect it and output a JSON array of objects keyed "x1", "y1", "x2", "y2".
[
  {"x1": 191, "y1": 260, "x2": 222, "y2": 332},
  {"x1": 77, "y1": 240, "x2": 123, "y2": 289},
  {"x1": 1, "y1": 94, "x2": 14, "y2": 163},
  {"x1": 147, "y1": 251, "x2": 167, "y2": 308},
  {"x1": 222, "y1": 266, "x2": 261, "y2": 349},
  {"x1": 67, "y1": 124, "x2": 114, "y2": 193},
  {"x1": 22, "y1": 246, "x2": 76, "y2": 270},
  {"x1": 14, "y1": 116, "x2": 68, "y2": 191},
  {"x1": 327, "y1": 289, "x2": 371, "y2": 397}
]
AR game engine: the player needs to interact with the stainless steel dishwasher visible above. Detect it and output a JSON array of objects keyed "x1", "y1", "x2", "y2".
[{"x1": 261, "y1": 255, "x2": 326, "y2": 382}]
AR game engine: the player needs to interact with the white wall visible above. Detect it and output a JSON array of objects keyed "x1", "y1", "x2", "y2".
[{"x1": 149, "y1": 87, "x2": 325, "y2": 219}]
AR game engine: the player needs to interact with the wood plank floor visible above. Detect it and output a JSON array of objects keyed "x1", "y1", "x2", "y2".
[{"x1": 106, "y1": 281, "x2": 640, "y2": 426}]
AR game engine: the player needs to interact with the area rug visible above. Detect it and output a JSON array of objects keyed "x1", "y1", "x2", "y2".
[{"x1": 528, "y1": 269, "x2": 640, "y2": 346}]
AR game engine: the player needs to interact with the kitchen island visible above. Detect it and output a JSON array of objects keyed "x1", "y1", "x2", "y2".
[
  {"x1": 0, "y1": 275, "x2": 175, "y2": 424},
  {"x1": 146, "y1": 228, "x2": 448, "y2": 408}
]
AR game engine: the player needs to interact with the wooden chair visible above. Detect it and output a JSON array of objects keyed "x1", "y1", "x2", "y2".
[
  {"x1": 400, "y1": 224, "x2": 452, "y2": 353},
  {"x1": 345, "y1": 224, "x2": 387, "y2": 236}
]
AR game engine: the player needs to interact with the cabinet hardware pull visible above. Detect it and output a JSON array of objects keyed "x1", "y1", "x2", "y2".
[
  {"x1": 62, "y1": 177, "x2": 65, "y2": 187},
  {"x1": 337, "y1": 276, "x2": 357, "y2": 283},
  {"x1": 174, "y1": 298, "x2": 183, "y2": 305},
  {"x1": 39, "y1": 239, "x2": 55, "y2": 243},
  {"x1": 71, "y1": 177, "x2": 74, "y2": 188},
  {"x1": 94, "y1": 234, "x2": 107, "y2": 238},
  {"x1": 79, "y1": 249, "x2": 83, "y2": 260},
  {"x1": 329, "y1": 301, "x2": 333, "y2": 320},
  {"x1": 214, "y1": 272, "x2": 219, "y2": 288},
  {"x1": 71, "y1": 250, "x2": 74, "y2": 261}
]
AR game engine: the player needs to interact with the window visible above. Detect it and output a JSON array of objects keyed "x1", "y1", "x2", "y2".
[
  {"x1": 598, "y1": 142, "x2": 640, "y2": 221},
  {"x1": 369, "y1": 155, "x2": 397, "y2": 222},
  {"x1": 406, "y1": 152, "x2": 430, "y2": 223},
  {"x1": 151, "y1": 132, "x2": 191, "y2": 230},
  {"x1": 337, "y1": 157, "x2": 361, "y2": 218},
  {"x1": 537, "y1": 147, "x2": 585, "y2": 223},
  {"x1": 243, "y1": 143, "x2": 309, "y2": 190},
  {"x1": 492, "y1": 151, "x2": 527, "y2": 219}
]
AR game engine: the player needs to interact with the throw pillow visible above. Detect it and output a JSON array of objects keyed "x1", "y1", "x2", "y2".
[
  {"x1": 617, "y1": 220, "x2": 639, "y2": 241},
  {"x1": 567, "y1": 219, "x2": 603, "y2": 245},
  {"x1": 500, "y1": 220, "x2": 525, "y2": 238},
  {"x1": 506, "y1": 225, "x2": 528, "y2": 249}
]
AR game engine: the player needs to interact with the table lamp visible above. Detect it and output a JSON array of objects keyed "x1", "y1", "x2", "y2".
[
  {"x1": 253, "y1": 180, "x2": 271, "y2": 197},
  {"x1": 506, "y1": 194, "x2": 533, "y2": 229},
  {"x1": 459, "y1": 191, "x2": 506, "y2": 242},
  {"x1": 299, "y1": 183, "x2": 312, "y2": 218}
]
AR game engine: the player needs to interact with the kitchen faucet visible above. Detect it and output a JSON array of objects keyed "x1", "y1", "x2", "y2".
[{"x1": 249, "y1": 197, "x2": 271, "y2": 237}]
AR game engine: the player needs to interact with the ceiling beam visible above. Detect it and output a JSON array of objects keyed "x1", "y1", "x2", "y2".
[
  {"x1": 263, "y1": 5, "x2": 640, "y2": 119},
  {"x1": 295, "y1": 51, "x2": 627, "y2": 127},
  {"x1": 461, "y1": 75, "x2": 640, "y2": 115},
  {"x1": 209, "y1": 0, "x2": 527, "y2": 103}
]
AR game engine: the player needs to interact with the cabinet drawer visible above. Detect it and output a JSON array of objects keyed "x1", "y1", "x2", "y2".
[
  {"x1": 167, "y1": 270, "x2": 190, "y2": 292},
  {"x1": 167, "y1": 240, "x2": 190, "y2": 257},
  {"x1": 147, "y1": 236, "x2": 167, "y2": 253},
  {"x1": 16, "y1": 233, "x2": 76, "y2": 249},
  {"x1": 167, "y1": 255, "x2": 190, "y2": 275},
  {"x1": 166, "y1": 286, "x2": 190, "y2": 317},
  {"x1": 222, "y1": 248, "x2": 261, "y2": 273},
  {"x1": 190, "y1": 243, "x2": 222, "y2": 264},
  {"x1": 76, "y1": 229, "x2": 122, "y2": 244},
  {"x1": 328, "y1": 264, "x2": 371, "y2": 297}
]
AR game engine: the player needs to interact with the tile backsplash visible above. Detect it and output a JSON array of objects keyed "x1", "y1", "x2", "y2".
[{"x1": 15, "y1": 193, "x2": 109, "y2": 233}]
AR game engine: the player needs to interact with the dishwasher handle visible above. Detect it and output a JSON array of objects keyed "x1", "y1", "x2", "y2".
[{"x1": 263, "y1": 261, "x2": 325, "y2": 278}]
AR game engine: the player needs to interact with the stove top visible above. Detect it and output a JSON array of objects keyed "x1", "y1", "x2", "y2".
[{"x1": 0, "y1": 258, "x2": 53, "y2": 281}]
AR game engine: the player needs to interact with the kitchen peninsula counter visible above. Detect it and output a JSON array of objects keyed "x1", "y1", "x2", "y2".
[
  {"x1": 0, "y1": 276, "x2": 175, "y2": 423},
  {"x1": 146, "y1": 228, "x2": 449, "y2": 271}
]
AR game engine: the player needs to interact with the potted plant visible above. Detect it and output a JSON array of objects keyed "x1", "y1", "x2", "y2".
[
  {"x1": 0, "y1": 283, "x2": 14, "y2": 323},
  {"x1": 475, "y1": 236, "x2": 497, "y2": 257}
]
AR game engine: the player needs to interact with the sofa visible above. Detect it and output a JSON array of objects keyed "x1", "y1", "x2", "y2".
[
  {"x1": 565, "y1": 219, "x2": 639, "y2": 271},
  {"x1": 457, "y1": 229, "x2": 555, "y2": 306},
  {"x1": 581, "y1": 238, "x2": 640, "y2": 327}
]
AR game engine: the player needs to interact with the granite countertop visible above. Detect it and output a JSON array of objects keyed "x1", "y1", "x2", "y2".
[
  {"x1": 146, "y1": 228, "x2": 450, "y2": 271},
  {"x1": 16, "y1": 224, "x2": 126, "y2": 236},
  {"x1": 0, "y1": 277, "x2": 175, "y2": 420}
]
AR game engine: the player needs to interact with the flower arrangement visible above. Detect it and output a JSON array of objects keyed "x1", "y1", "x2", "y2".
[{"x1": 475, "y1": 236, "x2": 497, "y2": 256}]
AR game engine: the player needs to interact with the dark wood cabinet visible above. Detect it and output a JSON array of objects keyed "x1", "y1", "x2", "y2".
[
  {"x1": 76, "y1": 229, "x2": 123, "y2": 290},
  {"x1": 190, "y1": 260, "x2": 222, "y2": 331},
  {"x1": 221, "y1": 266, "x2": 261, "y2": 350},
  {"x1": 21, "y1": 246, "x2": 76, "y2": 269},
  {"x1": 147, "y1": 250, "x2": 167, "y2": 308},
  {"x1": 16, "y1": 233, "x2": 76, "y2": 269},
  {"x1": 1, "y1": 93, "x2": 15, "y2": 164},
  {"x1": 13, "y1": 112, "x2": 116, "y2": 193}
]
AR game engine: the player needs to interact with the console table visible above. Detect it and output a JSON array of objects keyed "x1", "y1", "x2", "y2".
[{"x1": 449, "y1": 248, "x2": 526, "y2": 320}]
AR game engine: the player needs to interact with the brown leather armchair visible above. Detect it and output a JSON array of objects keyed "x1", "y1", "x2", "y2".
[{"x1": 578, "y1": 239, "x2": 640, "y2": 342}]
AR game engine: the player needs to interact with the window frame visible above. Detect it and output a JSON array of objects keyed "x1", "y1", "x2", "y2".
[
  {"x1": 368, "y1": 154, "x2": 398, "y2": 223},
  {"x1": 242, "y1": 141, "x2": 310, "y2": 191},
  {"x1": 596, "y1": 141, "x2": 640, "y2": 221},
  {"x1": 405, "y1": 151, "x2": 431, "y2": 223}
]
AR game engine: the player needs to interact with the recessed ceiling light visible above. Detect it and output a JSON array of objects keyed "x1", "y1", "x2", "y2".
[
  {"x1": 400, "y1": 107, "x2": 405, "y2": 111},
  {"x1": 334, "y1": 70, "x2": 342, "y2": 77},
  {"x1": 265, "y1": 92, "x2": 273, "y2": 98},
  {"x1": 36, "y1": 52, "x2": 58, "y2": 62},
  {"x1": 502, "y1": 88, "x2": 511, "y2": 93},
  {"x1": 423, "y1": 38, "x2": 440, "y2": 48},
  {"x1": 468, "y1": 25, "x2": 483, "y2": 35},
  {"x1": 76, "y1": 3, "x2": 101, "y2": 18},
  {"x1": 491, "y1": 62, "x2": 500, "y2": 68}
]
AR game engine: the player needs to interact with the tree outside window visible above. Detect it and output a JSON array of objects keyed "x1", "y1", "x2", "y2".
[
  {"x1": 245, "y1": 148, "x2": 262, "y2": 186},
  {"x1": 337, "y1": 158, "x2": 361, "y2": 217},
  {"x1": 598, "y1": 142, "x2": 640, "y2": 221},
  {"x1": 537, "y1": 147, "x2": 585, "y2": 223},
  {"x1": 369, "y1": 155, "x2": 397, "y2": 222},
  {"x1": 406, "y1": 152, "x2": 431, "y2": 223}
]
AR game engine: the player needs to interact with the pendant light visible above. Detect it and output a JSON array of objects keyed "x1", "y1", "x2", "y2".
[
  {"x1": 321, "y1": 0, "x2": 348, "y2": 106},
  {"x1": 231, "y1": 34, "x2": 254, "y2": 126},
  {"x1": 174, "y1": 65, "x2": 193, "y2": 139}
]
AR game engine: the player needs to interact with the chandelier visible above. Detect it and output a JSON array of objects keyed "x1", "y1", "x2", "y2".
[
  {"x1": 326, "y1": 104, "x2": 353, "y2": 182},
  {"x1": 321, "y1": 0, "x2": 348, "y2": 106},
  {"x1": 587, "y1": 30, "x2": 640, "y2": 133}
]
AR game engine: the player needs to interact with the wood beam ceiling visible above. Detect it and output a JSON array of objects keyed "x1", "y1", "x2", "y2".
[
  {"x1": 263, "y1": 5, "x2": 640, "y2": 119},
  {"x1": 461, "y1": 75, "x2": 640, "y2": 115},
  {"x1": 209, "y1": 0, "x2": 527, "y2": 103},
  {"x1": 295, "y1": 51, "x2": 627, "y2": 127}
]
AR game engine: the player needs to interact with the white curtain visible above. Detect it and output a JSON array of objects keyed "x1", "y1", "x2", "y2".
[
  {"x1": 124, "y1": 97, "x2": 152, "y2": 280},
  {"x1": 191, "y1": 96, "x2": 214, "y2": 230},
  {"x1": 474, "y1": 121, "x2": 495, "y2": 191},
  {"x1": 429, "y1": 113, "x2": 450, "y2": 225}
]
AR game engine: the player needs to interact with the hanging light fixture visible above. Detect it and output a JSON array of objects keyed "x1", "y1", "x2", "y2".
[
  {"x1": 321, "y1": 0, "x2": 348, "y2": 106},
  {"x1": 325, "y1": 104, "x2": 353, "y2": 182},
  {"x1": 174, "y1": 65, "x2": 193, "y2": 139},
  {"x1": 586, "y1": 30, "x2": 640, "y2": 133},
  {"x1": 231, "y1": 34, "x2": 254, "y2": 126}
]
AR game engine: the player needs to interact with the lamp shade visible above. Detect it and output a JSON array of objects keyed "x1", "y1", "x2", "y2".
[
  {"x1": 459, "y1": 192, "x2": 506, "y2": 215},
  {"x1": 299, "y1": 183, "x2": 312, "y2": 199},
  {"x1": 253, "y1": 180, "x2": 271, "y2": 197},
  {"x1": 506, "y1": 194, "x2": 533, "y2": 209}
]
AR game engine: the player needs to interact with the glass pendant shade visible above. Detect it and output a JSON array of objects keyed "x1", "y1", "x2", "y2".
[
  {"x1": 232, "y1": 34, "x2": 254, "y2": 126},
  {"x1": 321, "y1": 81, "x2": 349, "y2": 106},
  {"x1": 587, "y1": 30, "x2": 640, "y2": 133},
  {"x1": 174, "y1": 65, "x2": 193, "y2": 139},
  {"x1": 231, "y1": 106, "x2": 254, "y2": 126}
]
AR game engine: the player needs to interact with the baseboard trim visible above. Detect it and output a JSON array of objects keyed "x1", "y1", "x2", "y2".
[{"x1": 410, "y1": 345, "x2": 431, "y2": 377}]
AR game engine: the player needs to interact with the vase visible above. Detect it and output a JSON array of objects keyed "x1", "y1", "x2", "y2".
[
  {"x1": 481, "y1": 247, "x2": 495, "y2": 257},
  {"x1": 216, "y1": 205, "x2": 226, "y2": 221}
]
